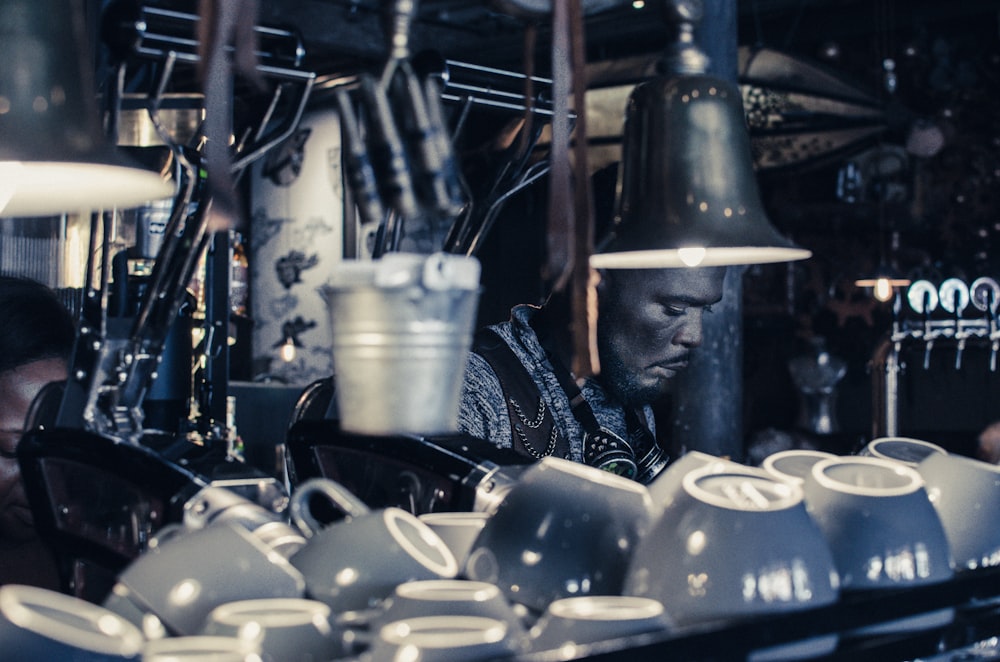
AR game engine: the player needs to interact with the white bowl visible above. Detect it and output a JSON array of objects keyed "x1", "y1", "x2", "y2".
[{"x1": 625, "y1": 465, "x2": 840, "y2": 627}]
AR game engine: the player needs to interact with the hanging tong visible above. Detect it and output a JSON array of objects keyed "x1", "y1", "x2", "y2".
[{"x1": 336, "y1": 0, "x2": 469, "y2": 253}]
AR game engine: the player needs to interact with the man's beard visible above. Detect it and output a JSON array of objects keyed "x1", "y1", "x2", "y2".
[{"x1": 598, "y1": 351, "x2": 669, "y2": 408}]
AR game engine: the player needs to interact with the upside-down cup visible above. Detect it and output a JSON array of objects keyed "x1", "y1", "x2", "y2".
[
  {"x1": 464, "y1": 457, "x2": 657, "y2": 613},
  {"x1": 859, "y1": 436, "x2": 947, "y2": 467},
  {"x1": 625, "y1": 465, "x2": 840, "y2": 659},
  {"x1": 761, "y1": 449, "x2": 839, "y2": 486},
  {"x1": 917, "y1": 451, "x2": 1000, "y2": 573},
  {"x1": 802, "y1": 456, "x2": 954, "y2": 636},
  {"x1": 0, "y1": 585, "x2": 144, "y2": 661}
]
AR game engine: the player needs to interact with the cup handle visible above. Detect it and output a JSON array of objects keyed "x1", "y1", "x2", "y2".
[{"x1": 290, "y1": 478, "x2": 372, "y2": 536}]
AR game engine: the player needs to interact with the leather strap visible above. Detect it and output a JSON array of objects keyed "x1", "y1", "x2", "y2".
[
  {"x1": 544, "y1": 0, "x2": 572, "y2": 293},
  {"x1": 472, "y1": 329, "x2": 568, "y2": 460}
]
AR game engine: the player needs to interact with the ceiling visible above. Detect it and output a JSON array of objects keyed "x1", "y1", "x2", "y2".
[
  {"x1": 107, "y1": 0, "x2": 1000, "y2": 285},
  {"x1": 247, "y1": 0, "x2": 1000, "y2": 74},
  {"x1": 113, "y1": 0, "x2": 1000, "y2": 81}
]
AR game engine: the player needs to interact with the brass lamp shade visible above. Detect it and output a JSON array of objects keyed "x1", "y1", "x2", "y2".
[
  {"x1": 590, "y1": 73, "x2": 811, "y2": 269},
  {"x1": 0, "y1": 0, "x2": 173, "y2": 217}
]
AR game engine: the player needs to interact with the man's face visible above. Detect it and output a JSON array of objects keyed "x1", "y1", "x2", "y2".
[
  {"x1": 596, "y1": 267, "x2": 726, "y2": 407},
  {"x1": 0, "y1": 358, "x2": 66, "y2": 542}
]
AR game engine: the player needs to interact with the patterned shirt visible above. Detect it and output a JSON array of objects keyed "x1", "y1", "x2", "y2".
[{"x1": 457, "y1": 304, "x2": 656, "y2": 463}]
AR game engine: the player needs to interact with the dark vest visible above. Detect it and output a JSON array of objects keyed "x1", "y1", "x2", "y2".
[{"x1": 470, "y1": 328, "x2": 571, "y2": 461}]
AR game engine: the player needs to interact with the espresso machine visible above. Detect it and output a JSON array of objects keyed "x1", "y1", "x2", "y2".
[{"x1": 16, "y1": 2, "x2": 316, "y2": 602}]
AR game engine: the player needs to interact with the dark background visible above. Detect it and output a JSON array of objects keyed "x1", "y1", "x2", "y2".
[{"x1": 114, "y1": 0, "x2": 1000, "y2": 453}]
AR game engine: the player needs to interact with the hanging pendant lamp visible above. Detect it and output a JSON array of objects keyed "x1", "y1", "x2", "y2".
[
  {"x1": 590, "y1": 0, "x2": 810, "y2": 269},
  {"x1": 0, "y1": 0, "x2": 173, "y2": 217}
]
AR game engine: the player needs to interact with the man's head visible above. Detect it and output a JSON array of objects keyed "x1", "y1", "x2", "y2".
[
  {"x1": 0, "y1": 277, "x2": 75, "y2": 541},
  {"x1": 595, "y1": 266, "x2": 726, "y2": 407}
]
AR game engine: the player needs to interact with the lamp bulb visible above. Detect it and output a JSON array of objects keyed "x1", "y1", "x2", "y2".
[
  {"x1": 873, "y1": 277, "x2": 893, "y2": 302},
  {"x1": 678, "y1": 247, "x2": 707, "y2": 267},
  {"x1": 280, "y1": 337, "x2": 296, "y2": 363}
]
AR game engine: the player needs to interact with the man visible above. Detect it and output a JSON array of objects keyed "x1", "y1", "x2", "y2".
[
  {"x1": 0, "y1": 276, "x2": 75, "y2": 588},
  {"x1": 458, "y1": 266, "x2": 725, "y2": 484}
]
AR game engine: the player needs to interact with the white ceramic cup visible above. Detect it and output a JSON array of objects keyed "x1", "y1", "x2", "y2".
[
  {"x1": 625, "y1": 465, "x2": 840, "y2": 627},
  {"x1": 802, "y1": 456, "x2": 954, "y2": 636},
  {"x1": 417, "y1": 511, "x2": 490, "y2": 570},
  {"x1": 289, "y1": 508, "x2": 459, "y2": 613},
  {"x1": 201, "y1": 598, "x2": 345, "y2": 662},
  {"x1": 917, "y1": 451, "x2": 1000, "y2": 571},
  {"x1": 761, "y1": 449, "x2": 839, "y2": 486},
  {"x1": 528, "y1": 595, "x2": 671, "y2": 653},
  {"x1": 860, "y1": 436, "x2": 947, "y2": 467},
  {"x1": 464, "y1": 456, "x2": 657, "y2": 612},
  {"x1": 373, "y1": 580, "x2": 529, "y2": 641},
  {"x1": 105, "y1": 522, "x2": 307, "y2": 636},
  {"x1": 803, "y1": 456, "x2": 953, "y2": 590},
  {"x1": 363, "y1": 615, "x2": 518, "y2": 662},
  {"x1": 142, "y1": 635, "x2": 261, "y2": 661},
  {"x1": 0, "y1": 584, "x2": 145, "y2": 661},
  {"x1": 646, "y1": 450, "x2": 744, "y2": 507}
]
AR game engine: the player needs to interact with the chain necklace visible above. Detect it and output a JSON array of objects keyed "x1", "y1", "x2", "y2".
[{"x1": 510, "y1": 396, "x2": 557, "y2": 458}]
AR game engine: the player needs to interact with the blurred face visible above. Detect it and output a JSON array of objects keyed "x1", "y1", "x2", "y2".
[
  {"x1": 0, "y1": 358, "x2": 66, "y2": 541},
  {"x1": 596, "y1": 267, "x2": 725, "y2": 407}
]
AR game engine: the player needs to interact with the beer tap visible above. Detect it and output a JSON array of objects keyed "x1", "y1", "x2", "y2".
[
  {"x1": 907, "y1": 280, "x2": 938, "y2": 370},
  {"x1": 989, "y1": 302, "x2": 999, "y2": 373},
  {"x1": 938, "y1": 278, "x2": 970, "y2": 370},
  {"x1": 971, "y1": 277, "x2": 1000, "y2": 371}
]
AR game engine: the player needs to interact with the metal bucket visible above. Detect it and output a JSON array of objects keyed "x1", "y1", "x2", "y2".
[{"x1": 320, "y1": 253, "x2": 481, "y2": 436}]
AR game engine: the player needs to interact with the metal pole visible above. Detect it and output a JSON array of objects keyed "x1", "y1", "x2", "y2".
[{"x1": 671, "y1": 0, "x2": 745, "y2": 461}]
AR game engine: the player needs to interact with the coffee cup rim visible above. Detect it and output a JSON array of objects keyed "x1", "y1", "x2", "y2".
[
  {"x1": 143, "y1": 634, "x2": 261, "y2": 656},
  {"x1": 681, "y1": 465, "x2": 803, "y2": 512},
  {"x1": 866, "y1": 437, "x2": 948, "y2": 463},
  {"x1": 546, "y1": 595, "x2": 665, "y2": 621},
  {"x1": 761, "y1": 449, "x2": 838, "y2": 485},
  {"x1": 208, "y1": 598, "x2": 331, "y2": 627},
  {"x1": 418, "y1": 512, "x2": 491, "y2": 526},
  {"x1": 377, "y1": 615, "x2": 508, "y2": 647},
  {"x1": 0, "y1": 585, "x2": 145, "y2": 656},
  {"x1": 394, "y1": 579, "x2": 501, "y2": 602},
  {"x1": 810, "y1": 456, "x2": 923, "y2": 496},
  {"x1": 384, "y1": 509, "x2": 460, "y2": 578}
]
